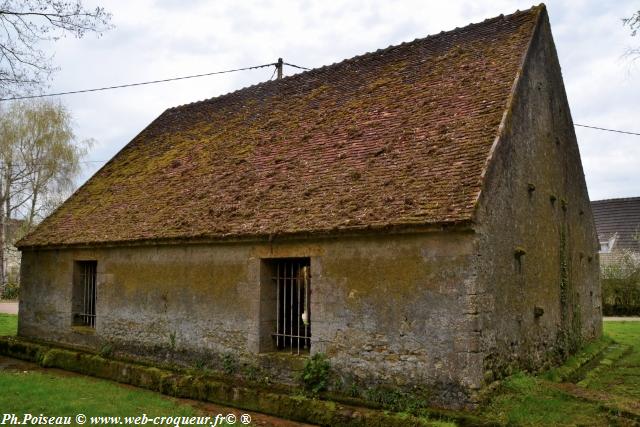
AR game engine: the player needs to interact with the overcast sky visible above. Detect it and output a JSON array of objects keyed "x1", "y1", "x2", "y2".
[{"x1": 43, "y1": 0, "x2": 640, "y2": 201}]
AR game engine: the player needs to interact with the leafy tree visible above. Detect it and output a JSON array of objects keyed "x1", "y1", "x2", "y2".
[
  {"x1": 0, "y1": 99, "x2": 91, "y2": 290},
  {"x1": 0, "y1": 1, "x2": 112, "y2": 96},
  {"x1": 601, "y1": 229, "x2": 640, "y2": 316},
  {"x1": 601, "y1": 250, "x2": 640, "y2": 281}
]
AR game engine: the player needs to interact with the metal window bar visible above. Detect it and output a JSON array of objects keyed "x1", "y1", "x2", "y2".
[
  {"x1": 76, "y1": 262, "x2": 96, "y2": 328},
  {"x1": 276, "y1": 262, "x2": 280, "y2": 349},
  {"x1": 272, "y1": 259, "x2": 311, "y2": 354}
]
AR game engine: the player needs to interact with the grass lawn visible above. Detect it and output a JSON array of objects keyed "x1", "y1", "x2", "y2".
[
  {"x1": 0, "y1": 370, "x2": 203, "y2": 418},
  {"x1": 0, "y1": 312, "x2": 17, "y2": 336},
  {"x1": 480, "y1": 372, "x2": 610, "y2": 426},
  {"x1": 481, "y1": 321, "x2": 640, "y2": 426},
  {"x1": 585, "y1": 321, "x2": 640, "y2": 401}
]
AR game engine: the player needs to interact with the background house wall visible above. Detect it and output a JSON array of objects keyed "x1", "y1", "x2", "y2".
[
  {"x1": 473, "y1": 11, "x2": 601, "y2": 383},
  {"x1": 591, "y1": 198, "x2": 640, "y2": 315},
  {"x1": 18, "y1": 230, "x2": 482, "y2": 406}
]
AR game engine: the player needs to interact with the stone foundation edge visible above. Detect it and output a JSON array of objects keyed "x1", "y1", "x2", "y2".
[{"x1": 0, "y1": 337, "x2": 492, "y2": 427}]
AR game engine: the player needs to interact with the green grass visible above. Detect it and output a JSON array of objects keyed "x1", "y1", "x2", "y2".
[
  {"x1": 481, "y1": 321, "x2": 640, "y2": 426},
  {"x1": 604, "y1": 321, "x2": 640, "y2": 360},
  {"x1": 481, "y1": 372, "x2": 609, "y2": 426},
  {"x1": 0, "y1": 370, "x2": 202, "y2": 417},
  {"x1": 0, "y1": 313, "x2": 17, "y2": 336},
  {"x1": 585, "y1": 321, "x2": 640, "y2": 400},
  {"x1": 542, "y1": 335, "x2": 612, "y2": 382}
]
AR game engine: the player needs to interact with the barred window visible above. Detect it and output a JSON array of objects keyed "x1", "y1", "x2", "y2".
[
  {"x1": 72, "y1": 261, "x2": 97, "y2": 328},
  {"x1": 268, "y1": 258, "x2": 311, "y2": 354}
]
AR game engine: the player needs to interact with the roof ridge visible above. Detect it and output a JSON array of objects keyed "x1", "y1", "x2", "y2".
[
  {"x1": 592, "y1": 196, "x2": 640, "y2": 203},
  {"x1": 166, "y1": 3, "x2": 545, "y2": 112}
]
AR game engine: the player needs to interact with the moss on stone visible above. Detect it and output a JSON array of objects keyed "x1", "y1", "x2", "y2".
[
  {"x1": 0, "y1": 337, "x2": 48, "y2": 363},
  {"x1": 0, "y1": 336, "x2": 461, "y2": 426}
]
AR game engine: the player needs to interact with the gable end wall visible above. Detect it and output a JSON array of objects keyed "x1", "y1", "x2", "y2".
[{"x1": 473, "y1": 9, "x2": 601, "y2": 382}]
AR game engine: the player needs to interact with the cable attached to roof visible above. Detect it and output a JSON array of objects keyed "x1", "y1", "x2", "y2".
[
  {"x1": 0, "y1": 60, "x2": 313, "y2": 102},
  {"x1": 283, "y1": 62, "x2": 311, "y2": 71},
  {"x1": 0, "y1": 63, "x2": 278, "y2": 102}
]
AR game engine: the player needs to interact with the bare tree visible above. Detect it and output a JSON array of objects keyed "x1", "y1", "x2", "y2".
[
  {"x1": 0, "y1": 0, "x2": 112, "y2": 96},
  {"x1": 624, "y1": 10, "x2": 640, "y2": 58},
  {"x1": 0, "y1": 99, "x2": 90, "y2": 289}
]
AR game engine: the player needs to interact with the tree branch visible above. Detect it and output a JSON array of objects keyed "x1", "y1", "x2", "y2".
[{"x1": 0, "y1": 0, "x2": 112, "y2": 95}]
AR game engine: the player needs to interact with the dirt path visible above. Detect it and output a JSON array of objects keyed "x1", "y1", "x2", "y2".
[
  {"x1": 0, "y1": 356, "x2": 316, "y2": 427},
  {"x1": 0, "y1": 301, "x2": 18, "y2": 315},
  {"x1": 603, "y1": 316, "x2": 640, "y2": 321}
]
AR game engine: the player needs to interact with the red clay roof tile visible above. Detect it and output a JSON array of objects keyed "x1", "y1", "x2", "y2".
[{"x1": 18, "y1": 5, "x2": 543, "y2": 247}]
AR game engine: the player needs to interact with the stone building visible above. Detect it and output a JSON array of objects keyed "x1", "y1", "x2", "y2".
[
  {"x1": 17, "y1": 5, "x2": 601, "y2": 407},
  {"x1": 592, "y1": 197, "x2": 640, "y2": 267}
]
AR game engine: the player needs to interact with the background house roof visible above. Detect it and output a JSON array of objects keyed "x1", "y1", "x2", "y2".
[
  {"x1": 18, "y1": 5, "x2": 543, "y2": 248},
  {"x1": 592, "y1": 197, "x2": 640, "y2": 252}
]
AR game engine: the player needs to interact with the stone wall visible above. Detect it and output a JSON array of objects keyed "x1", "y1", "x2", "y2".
[
  {"x1": 473, "y1": 10, "x2": 601, "y2": 383},
  {"x1": 19, "y1": 230, "x2": 480, "y2": 406}
]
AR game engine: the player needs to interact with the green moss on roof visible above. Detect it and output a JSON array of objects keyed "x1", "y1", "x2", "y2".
[{"x1": 19, "y1": 5, "x2": 544, "y2": 248}]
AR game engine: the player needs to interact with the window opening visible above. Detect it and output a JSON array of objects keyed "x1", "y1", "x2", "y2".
[
  {"x1": 73, "y1": 261, "x2": 97, "y2": 328},
  {"x1": 272, "y1": 258, "x2": 310, "y2": 354}
]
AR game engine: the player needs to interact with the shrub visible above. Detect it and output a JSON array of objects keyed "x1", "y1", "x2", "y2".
[
  {"x1": 299, "y1": 353, "x2": 330, "y2": 395},
  {"x1": 193, "y1": 358, "x2": 207, "y2": 370},
  {"x1": 99, "y1": 343, "x2": 114, "y2": 358},
  {"x1": 221, "y1": 353, "x2": 237, "y2": 375},
  {"x1": 601, "y1": 251, "x2": 640, "y2": 316},
  {"x1": 1, "y1": 282, "x2": 19, "y2": 300},
  {"x1": 602, "y1": 278, "x2": 640, "y2": 315}
]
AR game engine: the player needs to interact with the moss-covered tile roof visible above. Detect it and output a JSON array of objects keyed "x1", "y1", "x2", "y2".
[{"x1": 18, "y1": 5, "x2": 544, "y2": 248}]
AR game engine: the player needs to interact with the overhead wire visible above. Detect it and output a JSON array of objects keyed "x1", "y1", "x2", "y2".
[
  {"x1": 282, "y1": 62, "x2": 311, "y2": 71},
  {"x1": 0, "y1": 61, "x2": 320, "y2": 169},
  {"x1": 0, "y1": 62, "x2": 280, "y2": 102},
  {"x1": 0, "y1": 61, "x2": 313, "y2": 102},
  {"x1": 574, "y1": 123, "x2": 640, "y2": 137},
  {"x1": 269, "y1": 66, "x2": 278, "y2": 81},
  {"x1": 0, "y1": 60, "x2": 636, "y2": 137}
]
